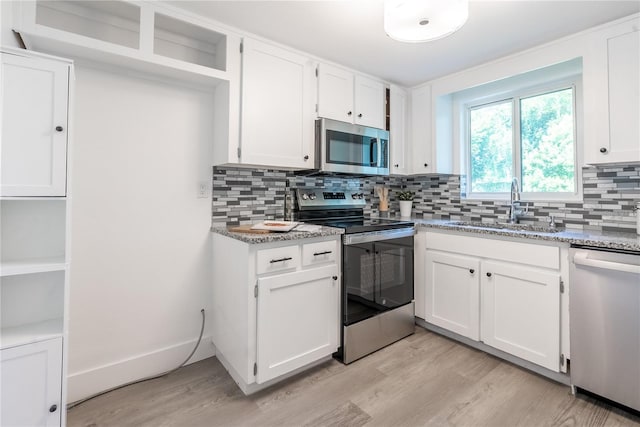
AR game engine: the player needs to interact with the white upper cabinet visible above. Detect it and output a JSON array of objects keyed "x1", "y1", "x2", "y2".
[
  {"x1": 318, "y1": 63, "x2": 385, "y2": 129},
  {"x1": 389, "y1": 85, "x2": 409, "y2": 175},
  {"x1": 1, "y1": 52, "x2": 69, "y2": 197},
  {"x1": 239, "y1": 37, "x2": 316, "y2": 169},
  {"x1": 317, "y1": 64, "x2": 354, "y2": 123},
  {"x1": 410, "y1": 84, "x2": 432, "y2": 174},
  {"x1": 354, "y1": 75, "x2": 385, "y2": 128},
  {"x1": 584, "y1": 17, "x2": 640, "y2": 164}
]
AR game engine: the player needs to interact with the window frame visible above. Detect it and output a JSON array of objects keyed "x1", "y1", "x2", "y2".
[{"x1": 463, "y1": 77, "x2": 583, "y2": 202}]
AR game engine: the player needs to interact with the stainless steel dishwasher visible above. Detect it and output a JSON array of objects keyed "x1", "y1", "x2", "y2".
[{"x1": 570, "y1": 245, "x2": 640, "y2": 412}]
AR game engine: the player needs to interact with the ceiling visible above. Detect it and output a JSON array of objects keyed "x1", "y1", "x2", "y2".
[{"x1": 169, "y1": 1, "x2": 640, "y2": 87}]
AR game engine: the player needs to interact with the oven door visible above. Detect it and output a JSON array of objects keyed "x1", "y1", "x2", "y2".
[{"x1": 342, "y1": 229, "x2": 414, "y2": 325}]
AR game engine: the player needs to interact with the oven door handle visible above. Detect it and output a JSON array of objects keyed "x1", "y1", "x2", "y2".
[{"x1": 343, "y1": 228, "x2": 415, "y2": 245}]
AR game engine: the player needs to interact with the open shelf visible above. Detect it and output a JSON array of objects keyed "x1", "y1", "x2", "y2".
[
  {"x1": 154, "y1": 12, "x2": 227, "y2": 72},
  {"x1": 35, "y1": 0, "x2": 141, "y2": 49},
  {"x1": 0, "y1": 200, "x2": 66, "y2": 265},
  {"x1": 1, "y1": 271, "x2": 65, "y2": 341},
  {"x1": 1, "y1": 318, "x2": 64, "y2": 350},
  {"x1": 1, "y1": 257, "x2": 67, "y2": 277},
  {"x1": 17, "y1": 1, "x2": 237, "y2": 88}
]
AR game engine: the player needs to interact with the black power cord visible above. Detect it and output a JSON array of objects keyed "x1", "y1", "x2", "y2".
[{"x1": 67, "y1": 309, "x2": 206, "y2": 410}]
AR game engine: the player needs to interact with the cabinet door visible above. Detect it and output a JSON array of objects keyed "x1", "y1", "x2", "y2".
[
  {"x1": 425, "y1": 250, "x2": 480, "y2": 340},
  {"x1": 481, "y1": 261, "x2": 560, "y2": 371},
  {"x1": 256, "y1": 265, "x2": 339, "y2": 384},
  {"x1": 603, "y1": 29, "x2": 639, "y2": 162},
  {"x1": 317, "y1": 63, "x2": 354, "y2": 123},
  {"x1": 409, "y1": 84, "x2": 432, "y2": 174},
  {"x1": 240, "y1": 38, "x2": 315, "y2": 169},
  {"x1": 354, "y1": 75, "x2": 385, "y2": 129},
  {"x1": 1, "y1": 338, "x2": 62, "y2": 427},
  {"x1": 585, "y1": 20, "x2": 640, "y2": 164},
  {"x1": 1, "y1": 53, "x2": 69, "y2": 196},
  {"x1": 389, "y1": 85, "x2": 408, "y2": 175}
]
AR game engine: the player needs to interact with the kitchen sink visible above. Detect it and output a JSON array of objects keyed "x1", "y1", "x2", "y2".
[{"x1": 448, "y1": 221, "x2": 563, "y2": 233}]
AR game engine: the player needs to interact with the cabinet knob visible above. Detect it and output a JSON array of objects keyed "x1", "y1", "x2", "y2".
[
  {"x1": 347, "y1": 111, "x2": 353, "y2": 116},
  {"x1": 394, "y1": 164, "x2": 399, "y2": 168},
  {"x1": 49, "y1": 404, "x2": 58, "y2": 413},
  {"x1": 358, "y1": 113, "x2": 363, "y2": 118},
  {"x1": 600, "y1": 147, "x2": 608, "y2": 153},
  {"x1": 332, "y1": 276, "x2": 338, "y2": 281},
  {"x1": 469, "y1": 269, "x2": 475, "y2": 274},
  {"x1": 55, "y1": 126, "x2": 64, "y2": 132},
  {"x1": 424, "y1": 163, "x2": 428, "y2": 168},
  {"x1": 303, "y1": 155, "x2": 309, "y2": 161},
  {"x1": 486, "y1": 272, "x2": 492, "y2": 277}
]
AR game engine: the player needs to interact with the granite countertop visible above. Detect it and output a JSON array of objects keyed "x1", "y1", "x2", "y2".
[
  {"x1": 414, "y1": 219, "x2": 640, "y2": 252},
  {"x1": 211, "y1": 224, "x2": 344, "y2": 244},
  {"x1": 212, "y1": 218, "x2": 639, "y2": 251}
]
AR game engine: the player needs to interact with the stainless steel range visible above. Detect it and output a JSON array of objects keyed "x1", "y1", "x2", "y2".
[{"x1": 291, "y1": 188, "x2": 415, "y2": 363}]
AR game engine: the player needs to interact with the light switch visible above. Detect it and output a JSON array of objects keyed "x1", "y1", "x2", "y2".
[{"x1": 197, "y1": 181, "x2": 211, "y2": 198}]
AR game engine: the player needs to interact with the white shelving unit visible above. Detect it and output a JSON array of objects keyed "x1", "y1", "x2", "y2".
[
  {"x1": 13, "y1": 0, "x2": 241, "y2": 87},
  {"x1": 12, "y1": 0, "x2": 242, "y2": 173},
  {"x1": 0, "y1": 47, "x2": 73, "y2": 427}
]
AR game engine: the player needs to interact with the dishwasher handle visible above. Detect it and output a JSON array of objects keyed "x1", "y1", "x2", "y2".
[{"x1": 573, "y1": 251, "x2": 640, "y2": 274}]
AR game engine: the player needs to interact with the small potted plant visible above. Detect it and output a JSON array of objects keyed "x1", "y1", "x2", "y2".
[{"x1": 397, "y1": 190, "x2": 415, "y2": 218}]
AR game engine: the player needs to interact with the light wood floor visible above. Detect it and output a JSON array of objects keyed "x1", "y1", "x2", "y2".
[{"x1": 68, "y1": 327, "x2": 640, "y2": 427}]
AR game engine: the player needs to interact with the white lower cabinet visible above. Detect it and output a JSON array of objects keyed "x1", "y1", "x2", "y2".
[
  {"x1": 481, "y1": 261, "x2": 560, "y2": 371},
  {"x1": 211, "y1": 233, "x2": 340, "y2": 394},
  {"x1": 424, "y1": 250, "x2": 480, "y2": 340},
  {"x1": 1, "y1": 338, "x2": 63, "y2": 427},
  {"x1": 420, "y1": 230, "x2": 566, "y2": 373},
  {"x1": 256, "y1": 265, "x2": 339, "y2": 384}
]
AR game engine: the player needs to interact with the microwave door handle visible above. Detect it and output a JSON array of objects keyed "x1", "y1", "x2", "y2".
[{"x1": 370, "y1": 139, "x2": 377, "y2": 166}]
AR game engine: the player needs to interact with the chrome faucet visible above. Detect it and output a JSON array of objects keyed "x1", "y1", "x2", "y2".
[{"x1": 508, "y1": 177, "x2": 522, "y2": 223}]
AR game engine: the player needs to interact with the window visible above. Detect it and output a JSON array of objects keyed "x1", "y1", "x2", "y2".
[{"x1": 466, "y1": 82, "x2": 579, "y2": 200}]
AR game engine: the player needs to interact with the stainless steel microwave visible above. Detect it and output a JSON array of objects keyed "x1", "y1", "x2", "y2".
[{"x1": 315, "y1": 118, "x2": 389, "y2": 176}]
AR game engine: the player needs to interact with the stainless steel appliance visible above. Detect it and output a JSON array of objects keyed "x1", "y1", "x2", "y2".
[
  {"x1": 292, "y1": 188, "x2": 415, "y2": 364},
  {"x1": 315, "y1": 118, "x2": 390, "y2": 176},
  {"x1": 570, "y1": 245, "x2": 640, "y2": 412}
]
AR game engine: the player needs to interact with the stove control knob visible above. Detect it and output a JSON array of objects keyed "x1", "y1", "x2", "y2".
[
  {"x1": 351, "y1": 193, "x2": 358, "y2": 199},
  {"x1": 357, "y1": 193, "x2": 364, "y2": 199},
  {"x1": 309, "y1": 194, "x2": 317, "y2": 200},
  {"x1": 301, "y1": 193, "x2": 309, "y2": 200}
]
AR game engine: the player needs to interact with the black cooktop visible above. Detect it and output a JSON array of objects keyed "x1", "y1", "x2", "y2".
[{"x1": 308, "y1": 217, "x2": 414, "y2": 234}]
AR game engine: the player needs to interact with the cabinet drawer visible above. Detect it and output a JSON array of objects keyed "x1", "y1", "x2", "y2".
[
  {"x1": 425, "y1": 231, "x2": 560, "y2": 270},
  {"x1": 302, "y1": 240, "x2": 338, "y2": 267},
  {"x1": 256, "y1": 245, "x2": 299, "y2": 275}
]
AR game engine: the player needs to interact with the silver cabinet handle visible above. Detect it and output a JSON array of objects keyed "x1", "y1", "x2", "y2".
[
  {"x1": 270, "y1": 257, "x2": 293, "y2": 264},
  {"x1": 313, "y1": 251, "x2": 332, "y2": 256}
]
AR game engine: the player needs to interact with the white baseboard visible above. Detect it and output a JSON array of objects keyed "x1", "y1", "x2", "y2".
[{"x1": 67, "y1": 335, "x2": 216, "y2": 403}]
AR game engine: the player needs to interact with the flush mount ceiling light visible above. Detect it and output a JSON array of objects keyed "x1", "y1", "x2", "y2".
[{"x1": 384, "y1": 0, "x2": 469, "y2": 43}]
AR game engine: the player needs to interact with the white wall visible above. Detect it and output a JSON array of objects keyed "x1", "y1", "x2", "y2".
[
  {"x1": 1, "y1": 1, "x2": 20, "y2": 48},
  {"x1": 67, "y1": 65, "x2": 216, "y2": 402}
]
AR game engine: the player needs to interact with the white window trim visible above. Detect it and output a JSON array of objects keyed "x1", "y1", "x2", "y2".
[{"x1": 461, "y1": 76, "x2": 583, "y2": 202}]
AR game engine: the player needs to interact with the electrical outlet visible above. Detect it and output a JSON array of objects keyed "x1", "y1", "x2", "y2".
[{"x1": 197, "y1": 181, "x2": 210, "y2": 198}]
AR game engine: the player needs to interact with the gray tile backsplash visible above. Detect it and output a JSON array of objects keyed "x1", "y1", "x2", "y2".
[{"x1": 212, "y1": 165, "x2": 639, "y2": 233}]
